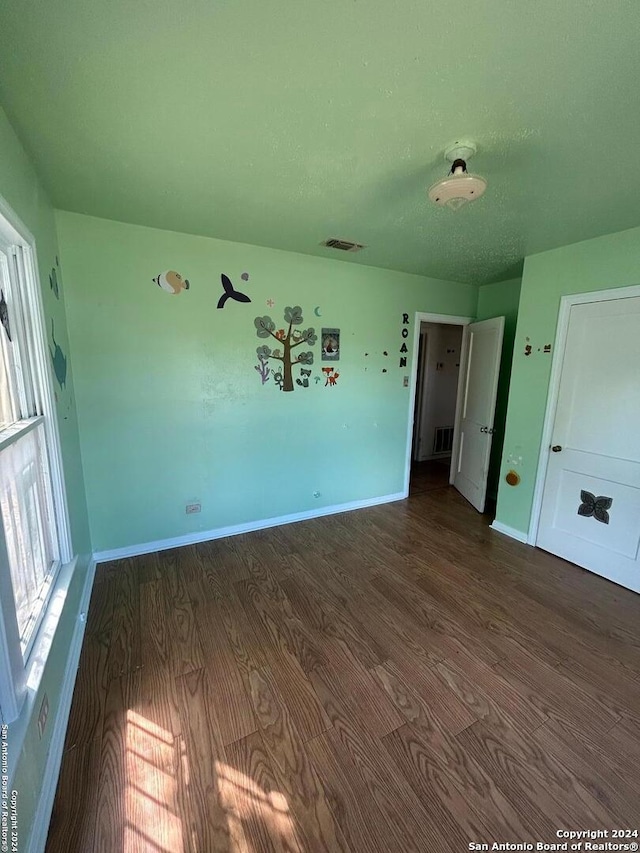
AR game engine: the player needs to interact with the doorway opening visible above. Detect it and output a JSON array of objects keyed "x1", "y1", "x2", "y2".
[
  {"x1": 404, "y1": 311, "x2": 505, "y2": 516},
  {"x1": 411, "y1": 321, "x2": 464, "y2": 497},
  {"x1": 404, "y1": 312, "x2": 472, "y2": 502}
]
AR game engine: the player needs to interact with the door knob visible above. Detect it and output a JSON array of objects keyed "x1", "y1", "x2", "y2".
[
  {"x1": 480, "y1": 426, "x2": 487, "y2": 433},
  {"x1": 551, "y1": 445, "x2": 562, "y2": 452}
]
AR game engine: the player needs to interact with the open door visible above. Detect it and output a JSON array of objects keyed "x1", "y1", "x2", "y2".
[{"x1": 452, "y1": 317, "x2": 504, "y2": 512}]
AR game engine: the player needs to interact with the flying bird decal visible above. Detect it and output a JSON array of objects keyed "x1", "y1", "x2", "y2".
[{"x1": 217, "y1": 273, "x2": 251, "y2": 309}]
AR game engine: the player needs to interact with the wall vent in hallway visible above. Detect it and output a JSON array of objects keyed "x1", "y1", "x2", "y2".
[{"x1": 433, "y1": 425, "x2": 454, "y2": 455}]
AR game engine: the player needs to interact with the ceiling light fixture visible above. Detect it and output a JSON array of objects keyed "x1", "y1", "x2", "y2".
[{"x1": 428, "y1": 142, "x2": 487, "y2": 210}]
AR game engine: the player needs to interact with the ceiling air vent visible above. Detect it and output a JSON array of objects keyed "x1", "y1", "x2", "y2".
[{"x1": 321, "y1": 238, "x2": 366, "y2": 253}]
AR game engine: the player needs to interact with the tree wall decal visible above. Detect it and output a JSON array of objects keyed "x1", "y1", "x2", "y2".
[{"x1": 254, "y1": 306, "x2": 317, "y2": 392}]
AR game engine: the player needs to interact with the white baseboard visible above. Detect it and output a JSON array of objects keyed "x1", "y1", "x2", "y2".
[
  {"x1": 27, "y1": 557, "x2": 97, "y2": 853},
  {"x1": 94, "y1": 492, "x2": 406, "y2": 564},
  {"x1": 490, "y1": 520, "x2": 529, "y2": 544}
]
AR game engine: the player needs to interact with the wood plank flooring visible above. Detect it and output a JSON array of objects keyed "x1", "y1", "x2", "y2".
[{"x1": 47, "y1": 482, "x2": 640, "y2": 852}]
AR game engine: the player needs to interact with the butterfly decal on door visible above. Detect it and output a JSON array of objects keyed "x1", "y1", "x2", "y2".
[{"x1": 577, "y1": 490, "x2": 613, "y2": 524}]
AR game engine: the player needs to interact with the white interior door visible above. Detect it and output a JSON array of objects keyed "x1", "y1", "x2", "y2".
[
  {"x1": 536, "y1": 295, "x2": 640, "y2": 593},
  {"x1": 452, "y1": 317, "x2": 504, "y2": 512}
]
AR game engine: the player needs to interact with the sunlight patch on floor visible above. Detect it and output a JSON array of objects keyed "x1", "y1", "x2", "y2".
[
  {"x1": 125, "y1": 710, "x2": 182, "y2": 852},
  {"x1": 123, "y1": 709, "x2": 296, "y2": 851},
  {"x1": 217, "y1": 759, "x2": 299, "y2": 850}
]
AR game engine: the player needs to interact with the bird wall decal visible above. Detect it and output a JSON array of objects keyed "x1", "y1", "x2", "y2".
[{"x1": 217, "y1": 273, "x2": 251, "y2": 309}]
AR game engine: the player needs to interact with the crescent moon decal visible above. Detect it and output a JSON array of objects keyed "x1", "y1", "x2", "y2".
[{"x1": 314, "y1": 306, "x2": 322, "y2": 317}]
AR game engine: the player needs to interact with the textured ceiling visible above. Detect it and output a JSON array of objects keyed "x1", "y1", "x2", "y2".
[{"x1": 1, "y1": 0, "x2": 639, "y2": 284}]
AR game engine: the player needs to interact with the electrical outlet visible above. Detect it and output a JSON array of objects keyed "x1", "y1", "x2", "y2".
[
  {"x1": 37, "y1": 693, "x2": 49, "y2": 738},
  {"x1": 186, "y1": 503, "x2": 201, "y2": 514}
]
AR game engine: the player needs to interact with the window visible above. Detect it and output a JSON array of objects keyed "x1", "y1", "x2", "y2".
[{"x1": 0, "y1": 202, "x2": 71, "y2": 723}]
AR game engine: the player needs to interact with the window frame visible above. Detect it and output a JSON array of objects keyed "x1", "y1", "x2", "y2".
[{"x1": 0, "y1": 196, "x2": 72, "y2": 723}]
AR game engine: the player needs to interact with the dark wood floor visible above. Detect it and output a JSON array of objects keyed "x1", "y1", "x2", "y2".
[
  {"x1": 409, "y1": 458, "x2": 451, "y2": 496},
  {"x1": 47, "y1": 482, "x2": 640, "y2": 852}
]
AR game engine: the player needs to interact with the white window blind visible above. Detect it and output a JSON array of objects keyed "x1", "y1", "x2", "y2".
[{"x1": 1, "y1": 420, "x2": 58, "y2": 657}]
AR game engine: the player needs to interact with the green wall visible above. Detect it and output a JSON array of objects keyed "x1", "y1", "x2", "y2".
[
  {"x1": 0, "y1": 106, "x2": 91, "y2": 845},
  {"x1": 495, "y1": 225, "x2": 640, "y2": 535},
  {"x1": 476, "y1": 277, "x2": 522, "y2": 501},
  {"x1": 0, "y1": 108, "x2": 90, "y2": 555},
  {"x1": 56, "y1": 211, "x2": 478, "y2": 553}
]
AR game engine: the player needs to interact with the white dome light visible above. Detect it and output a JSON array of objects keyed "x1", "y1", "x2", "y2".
[{"x1": 428, "y1": 142, "x2": 487, "y2": 210}]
